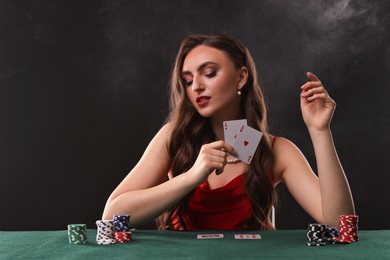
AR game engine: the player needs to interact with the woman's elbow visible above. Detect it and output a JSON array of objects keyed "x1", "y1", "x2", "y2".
[{"x1": 102, "y1": 198, "x2": 115, "y2": 220}]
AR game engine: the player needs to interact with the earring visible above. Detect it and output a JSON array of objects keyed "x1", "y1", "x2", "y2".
[{"x1": 237, "y1": 90, "x2": 242, "y2": 96}]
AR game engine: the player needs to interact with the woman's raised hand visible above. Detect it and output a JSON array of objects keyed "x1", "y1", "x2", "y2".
[{"x1": 300, "y1": 72, "x2": 336, "y2": 132}]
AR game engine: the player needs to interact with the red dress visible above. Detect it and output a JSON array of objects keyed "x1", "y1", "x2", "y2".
[
  {"x1": 172, "y1": 137, "x2": 276, "y2": 230},
  {"x1": 179, "y1": 174, "x2": 251, "y2": 230}
]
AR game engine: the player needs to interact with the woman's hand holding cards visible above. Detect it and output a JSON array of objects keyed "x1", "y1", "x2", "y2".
[
  {"x1": 223, "y1": 120, "x2": 263, "y2": 164},
  {"x1": 189, "y1": 141, "x2": 236, "y2": 185}
]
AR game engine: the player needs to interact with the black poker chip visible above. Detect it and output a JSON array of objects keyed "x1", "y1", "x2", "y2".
[{"x1": 306, "y1": 241, "x2": 326, "y2": 246}]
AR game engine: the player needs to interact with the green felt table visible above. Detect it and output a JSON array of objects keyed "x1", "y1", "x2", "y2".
[{"x1": 0, "y1": 229, "x2": 389, "y2": 259}]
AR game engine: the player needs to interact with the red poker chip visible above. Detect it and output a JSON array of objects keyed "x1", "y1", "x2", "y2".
[
  {"x1": 336, "y1": 215, "x2": 359, "y2": 244},
  {"x1": 114, "y1": 231, "x2": 133, "y2": 242},
  {"x1": 115, "y1": 239, "x2": 129, "y2": 243}
]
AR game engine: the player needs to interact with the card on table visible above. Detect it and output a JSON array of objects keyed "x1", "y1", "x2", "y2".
[
  {"x1": 231, "y1": 124, "x2": 263, "y2": 164},
  {"x1": 197, "y1": 234, "x2": 224, "y2": 239},
  {"x1": 223, "y1": 119, "x2": 247, "y2": 145},
  {"x1": 234, "y1": 234, "x2": 261, "y2": 239}
]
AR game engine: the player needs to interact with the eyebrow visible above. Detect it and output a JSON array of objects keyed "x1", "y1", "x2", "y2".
[{"x1": 182, "y1": 61, "x2": 218, "y2": 76}]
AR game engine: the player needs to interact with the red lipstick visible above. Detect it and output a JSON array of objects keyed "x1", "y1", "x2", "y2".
[{"x1": 196, "y1": 96, "x2": 211, "y2": 106}]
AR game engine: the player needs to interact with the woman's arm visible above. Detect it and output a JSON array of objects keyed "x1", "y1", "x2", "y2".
[
  {"x1": 308, "y1": 128, "x2": 355, "y2": 224},
  {"x1": 102, "y1": 123, "x2": 235, "y2": 227},
  {"x1": 273, "y1": 73, "x2": 355, "y2": 227},
  {"x1": 102, "y1": 123, "x2": 192, "y2": 227}
]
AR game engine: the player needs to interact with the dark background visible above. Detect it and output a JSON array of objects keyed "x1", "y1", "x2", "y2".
[{"x1": 1, "y1": 0, "x2": 389, "y2": 231}]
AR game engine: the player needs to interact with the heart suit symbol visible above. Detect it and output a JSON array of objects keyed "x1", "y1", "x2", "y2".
[{"x1": 244, "y1": 141, "x2": 249, "y2": 146}]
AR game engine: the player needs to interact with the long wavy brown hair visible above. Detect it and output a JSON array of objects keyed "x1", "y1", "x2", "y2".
[{"x1": 157, "y1": 34, "x2": 276, "y2": 230}]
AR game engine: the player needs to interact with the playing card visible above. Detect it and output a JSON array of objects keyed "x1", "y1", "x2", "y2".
[
  {"x1": 232, "y1": 124, "x2": 263, "y2": 164},
  {"x1": 223, "y1": 119, "x2": 247, "y2": 145},
  {"x1": 234, "y1": 234, "x2": 261, "y2": 239},
  {"x1": 197, "y1": 234, "x2": 224, "y2": 239}
]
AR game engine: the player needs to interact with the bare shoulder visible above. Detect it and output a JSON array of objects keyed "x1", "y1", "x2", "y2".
[
  {"x1": 126, "y1": 121, "x2": 175, "y2": 174},
  {"x1": 272, "y1": 137, "x2": 308, "y2": 183},
  {"x1": 159, "y1": 121, "x2": 174, "y2": 135},
  {"x1": 150, "y1": 122, "x2": 174, "y2": 145},
  {"x1": 273, "y1": 136, "x2": 301, "y2": 154},
  {"x1": 143, "y1": 122, "x2": 174, "y2": 158},
  {"x1": 106, "y1": 123, "x2": 175, "y2": 201},
  {"x1": 120, "y1": 122, "x2": 175, "y2": 185}
]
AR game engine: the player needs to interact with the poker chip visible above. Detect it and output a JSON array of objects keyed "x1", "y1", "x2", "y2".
[
  {"x1": 334, "y1": 215, "x2": 359, "y2": 244},
  {"x1": 306, "y1": 241, "x2": 326, "y2": 246},
  {"x1": 114, "y1": 231, "x2": 133, "y2": 243},
  {"x1": 306, "y1": 223, "x2": 332, "y2": 246},
  {"x1": 323, "y1": 227, "x2": 339, "y2": 239},
  {"x1": 113, "y1": 214, "x2": 131, "y2": 232},
  {"x1": 67, "y1": 224, "x2": 87, "y2": 244},
  {"x1": 96, "y1": 220, "x2": 116, "y2": 245}
]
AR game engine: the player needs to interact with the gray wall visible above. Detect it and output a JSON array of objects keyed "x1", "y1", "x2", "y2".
[{"x1": 1, "y1": 0, "x2": 389, "y2": 230}]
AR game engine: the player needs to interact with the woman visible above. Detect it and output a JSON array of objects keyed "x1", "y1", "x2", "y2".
[{"x1": 102, "y1": 34, "x2": 355, "y2": 230}]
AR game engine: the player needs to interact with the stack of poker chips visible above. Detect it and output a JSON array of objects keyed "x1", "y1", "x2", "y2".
[
  {"x1": 67, "y1": 224, "x2": 87, "y2": 244},
  {"x1": 113, "y1": 214, "x2": 131, "y2": 231},
  {"x1": 114, "y1": 231, "x2": 133, "y2": 243},
  {"x1": 96, "y1": 220, "x2": 116, "y2": 245},
  {"x1": 306, "y1": 223, "x2": 335, "y2": 246},
  {"x1": 113, "y1": 214, "x2": 133, "y2": 243},
  {"x1": 306, "y1": 215, "x2": 359, "y2": 246},
  {"x1": 334, "y1": 215, "x2": 359, "y2": 243}
]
